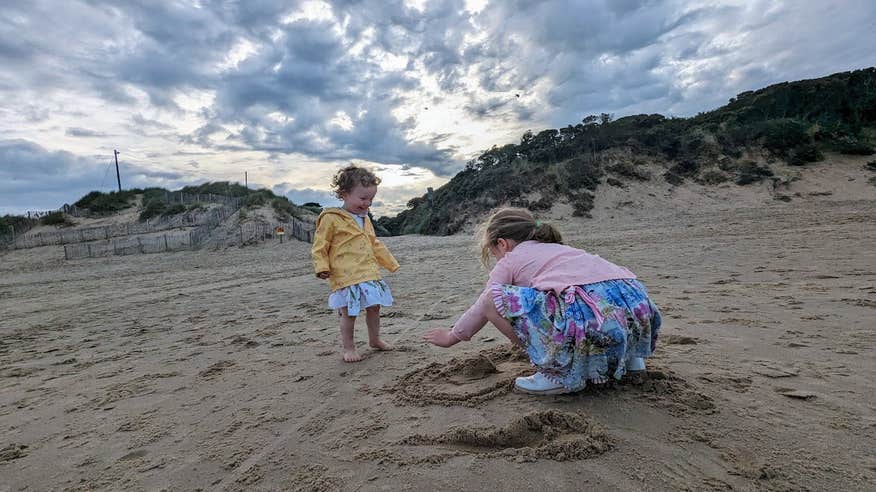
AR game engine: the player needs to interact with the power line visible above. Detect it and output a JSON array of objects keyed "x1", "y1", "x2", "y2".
[{"x1": 99, "y1": 159, "x2": 113, "y2": 189}]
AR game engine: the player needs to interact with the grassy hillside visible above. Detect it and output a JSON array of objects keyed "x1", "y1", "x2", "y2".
[
  {"x1": 378, "y1": 68, "x2": 876, "y2": 235},
  {"x1": 73, "y1": 182, "x2": 315, "y2": 222}
]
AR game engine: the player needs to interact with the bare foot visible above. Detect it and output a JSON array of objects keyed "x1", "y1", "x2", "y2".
[
  {"x1": 342, "y1": 349, "x2": 364, "y2": 362},
  {"x1": 369, "y1": 339, "x2": 394, "y2": 351}
]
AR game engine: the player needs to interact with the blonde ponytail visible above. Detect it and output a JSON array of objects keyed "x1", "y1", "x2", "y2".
[{"x1": 477, "y1": 207, "x2": 563, "y2": 267}]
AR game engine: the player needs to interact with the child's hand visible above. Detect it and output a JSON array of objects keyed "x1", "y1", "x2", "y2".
[
  {"x1": 316, "y1": 271, "x2": 330, "y2": 279},
  {"x1": 424, "y1": 328, "x2": 460, "y2": 348}
]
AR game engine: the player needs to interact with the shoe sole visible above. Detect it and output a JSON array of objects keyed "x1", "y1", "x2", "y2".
[{"x1": 514, "y1": 384, "x2": 573, "y2": 396}]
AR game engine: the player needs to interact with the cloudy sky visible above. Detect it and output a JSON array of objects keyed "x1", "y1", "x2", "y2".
[{"x1": 2, "y1": 0, "x2": 874, "y2": 216}]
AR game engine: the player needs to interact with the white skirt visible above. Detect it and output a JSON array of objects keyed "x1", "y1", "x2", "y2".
[{"x1": 328, "y1": 279, "x2": 394, "y2": 316}]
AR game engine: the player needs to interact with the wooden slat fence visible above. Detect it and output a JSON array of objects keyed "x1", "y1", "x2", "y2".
[
  {"x1": 63, "y1": 200, "x2": 244, "y2": 260},
  {"x1": 12, "y1": 202, "x2": 240, "y2": 250},
  {"x1": 64, "y1": 232, "x2": 195, "y2": 259},
  {"x1": 237, "y1": 218, "x2": 314, "y2": 244}
]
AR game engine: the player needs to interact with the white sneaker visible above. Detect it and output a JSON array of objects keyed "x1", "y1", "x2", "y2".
[
  {"x1": 514, "y1": 372, "x2": 570, "y2": 395},
  {"x1": 628, "y1": 357, "x2": 646, "y2": 371}
]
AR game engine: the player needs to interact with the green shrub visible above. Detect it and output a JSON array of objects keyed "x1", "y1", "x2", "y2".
[
  {"x1": 243, "y1": 192, "x2": 269, "y2": 208},
  {"x1": 736, "y1": 161, "x2": 774, "y2": 185},
  {"x1": 836, "y1": 140, "x2": 875, "y2": 155},
  {"x1": 75, "y1": 190, "x2": 140, "y2": 213},
  {"x1": 758, "y1": 119, "x2": 811, "y2": 152},
  {"x1": 606, "y1": 177, "x2": 627, "y2": 188},
  {"x1": 664, "y1": 159, "x2": 699, "y2": 185},
  {"x1": 663, "y1": 171, "x2": 684, "y2": 186},
  {"x1": 40, "y1": 211, "x2": 74, "y2": 227},
  {"x1": 697, "y1": 169, "x2": 730, "y2": 185},
  {"x1": 271, "y1": 197, "x2": 296, "y2": 219},
  {"x1": 180, "y1": 181, "x2": 252, "y2": 197},
  {"x1": 141, "y1": 188, "x2": 168, "y2": 205},
  {"x1": 570, "y1": 192, "x2": 594, "y2": 217},
  {"x1": 139, "y1": 200, "x2": 167, "y2": 221},
  {"x1": 0, "y1": 215, "x2": 35, "y2": 235},
  {"x1": 163, "y1": 203, "x2": 186, "y2": 216},
  {"x1": 788, "y1": 143, "x2": 823, "y2": 165},
  {"x1": 561, "y1": 157, "x2": 602, "y2": 190},
  {"x1": 606, "y1": 161, "x2": 651, "y2": 181}
]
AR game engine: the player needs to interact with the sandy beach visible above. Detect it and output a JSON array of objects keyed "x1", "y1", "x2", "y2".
[{"x1": 1, "y1": 156, "x2": 874, "y2": 491}]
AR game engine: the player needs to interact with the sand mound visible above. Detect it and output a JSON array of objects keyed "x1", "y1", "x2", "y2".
[
  {"x1": 391, "y1": 345, "x2": 531, "y2": 407},
  {"x1": 400, "y1": 410, "x2": 614, "y2": 461}
]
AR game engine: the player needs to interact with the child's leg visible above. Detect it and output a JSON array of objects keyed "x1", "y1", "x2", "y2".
[
  {"x1": 339, "y1": 308, "x2": 363, "y2": 362},
  {"x1": 365, "y1": 306, "x2": 392, "y2": 351}
]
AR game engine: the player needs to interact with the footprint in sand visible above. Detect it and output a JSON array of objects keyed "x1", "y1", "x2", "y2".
[
  {"x1": 0, "y1": 444, "x2": 28, "y2": 463},
  {"x1": 391, "y1": 346, "x2": 531, "y2": 407},
  {"x1": 620, "y1": 366, "x2": 717, "y2": 415},
  {"x1": 662, "y1": 335, "x2": 700, "y2": 345},
  {"x1": 198, "y1": 361, "x2": 235, "y2": 379},
  {"x1": 359, "y1": 410, "x2": 614, "y2": 464}
]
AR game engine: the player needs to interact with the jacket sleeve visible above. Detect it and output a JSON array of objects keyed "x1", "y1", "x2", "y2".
[
  {"x1": 371, "y1": 236, "x2": 400, "y2": 272},
  {"x1": 366, "y1": 218, "x2": 399, "y2": 272},
  {"x1": 311, "y1": 215, "x2": 334, "y2": 274}
]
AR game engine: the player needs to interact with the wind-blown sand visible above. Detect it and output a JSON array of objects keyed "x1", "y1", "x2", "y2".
[{"x1": 1, "y1": 156, "x2": 874, "y2": 491}]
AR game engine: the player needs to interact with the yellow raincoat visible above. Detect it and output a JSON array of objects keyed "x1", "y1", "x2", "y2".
[{"x1": 311, "y1": 208, "x2": 400, "y2": 291}]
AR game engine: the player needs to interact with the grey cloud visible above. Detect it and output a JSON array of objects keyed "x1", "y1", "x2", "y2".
[
  {"x1": 66, "y1": 127, "x2": 109, "y2": 138},
  {"x1": 275, "y1": 186, "x2": 339, "y2": 207},
  {"x1": 0, "y1": 139, "x2": 187, "y2": 212},
  {"x1": 195, "y1": 14, "x2": 461, "y2": 175}
]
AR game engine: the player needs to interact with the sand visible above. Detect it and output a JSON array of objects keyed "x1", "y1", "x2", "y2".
[{"x1": 1, "y1": 155, "x2": 875, "y2": 491}]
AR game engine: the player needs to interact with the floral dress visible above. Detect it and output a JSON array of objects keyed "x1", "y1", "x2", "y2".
[{"x1": 493, "y1": 279, "x2": 660, "y2": 390}]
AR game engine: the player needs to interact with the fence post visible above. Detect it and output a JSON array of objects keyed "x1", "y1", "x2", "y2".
[
  {"x1": 114, "y1": 239, "x2": 118, "y2": 255},
  {"x1": 87, "y1": 243, "x2": 92, "y2": 258},
  {"x1": 164, "y1": 234, "x2": 168, "y2": 251},
  {"x1": 104, "y1": 226, "x2": 109, "y2": 239},
  {"x1": 240, "y1": 225, "x2": 244, "y2": 244},
  {"x1": 64, "y1": 245, "x2": 69, "y2": 260},
  {"x1": 137, "y1": 237, "x2": 143, "y2": 253}
]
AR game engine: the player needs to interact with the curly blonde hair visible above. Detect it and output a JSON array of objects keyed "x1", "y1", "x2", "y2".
[
  {"x1": 477, "y1": 207, "x2": 562, "y2": 266},
  {"x1": 331, "y1": 165, "x2": 381, "y2": 198}
]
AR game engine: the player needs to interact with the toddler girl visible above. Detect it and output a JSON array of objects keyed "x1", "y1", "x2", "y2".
[
  {"x1": 312, "y1": 165, "x2": 400, "y2": 362},
  {"x1": 425, "y1": 207, "x2": 661, "y2": 394}
]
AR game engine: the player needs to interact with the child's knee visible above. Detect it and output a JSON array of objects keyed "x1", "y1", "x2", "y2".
[
  {"x1": 365, "y1": 305, "x2": 381, "y2": 314},
  {"x1": 338, "y1": 309, "x2": 356, "y2": 319}
]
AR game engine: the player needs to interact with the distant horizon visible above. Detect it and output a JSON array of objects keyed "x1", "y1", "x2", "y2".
[{"x1": 3, "y1": 1, "x2": 875, "y2": 216}]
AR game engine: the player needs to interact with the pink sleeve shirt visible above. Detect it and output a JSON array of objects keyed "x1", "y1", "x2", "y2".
[{"x1": 450, "y1": 241, "x2": 636, "y2": 341}]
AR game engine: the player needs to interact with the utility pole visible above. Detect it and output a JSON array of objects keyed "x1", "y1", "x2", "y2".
[
  {"x1": 114, "y1": 149, "x2": 122, "y2": 192},
  {"x1": 245, "y1": 171, "x2": 248, "y2": 189}
]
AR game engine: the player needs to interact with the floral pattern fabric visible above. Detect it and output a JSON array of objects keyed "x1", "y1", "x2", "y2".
[
  {"x1": 328, "y1": 279, "x2": 394, "y2": 316},
  {"x1": 494, "y1": 279, "x2": 661, "y2": 390}
]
